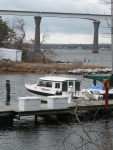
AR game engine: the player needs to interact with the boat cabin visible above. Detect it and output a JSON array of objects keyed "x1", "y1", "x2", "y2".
[{"x1": 37, "y1": 76, "x2": 80, "y2": 95}]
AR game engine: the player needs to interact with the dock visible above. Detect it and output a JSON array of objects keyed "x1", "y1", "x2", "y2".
[{"x1": 0, "y1": 99, "x2": 113, "y2": 126}]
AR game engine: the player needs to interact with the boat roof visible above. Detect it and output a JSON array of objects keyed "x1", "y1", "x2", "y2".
[
  {"x1": 39, "y1": 76, "x2": 79, "y2": 82},
  {"x1": 84, "y1": 74, "x2": 113, "y2": 82}
]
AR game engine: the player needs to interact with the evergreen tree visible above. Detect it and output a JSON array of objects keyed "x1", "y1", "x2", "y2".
[{"x1": 0, "y1": 16, "x2": 15, "y2": 46}]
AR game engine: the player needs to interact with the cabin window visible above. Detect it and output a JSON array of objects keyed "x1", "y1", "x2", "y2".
[
  {"x1": 55, "y1": 83, "x2": 60, "y2": 89},
  {"x1": 42, "y1": 81, "x2": 46, "y2": 87},
  {"x1": 37, "y1": 80, "x2": 52, "y2": 87},
  {"x1": 62, "y1": 82, "x2": 67, "y2": 91},
  {"x1": 37, "y1": 80, "x2": 43, "y2": 86},
  {"x1": 75, "y1": 81, "x2": 80, "y2": 91},
  {"x1": 69, "y1": 81, "x2": 73, "y2": 86},
  {"x1": 46, "y1": 82, "x2": 52, "y2": 87}
]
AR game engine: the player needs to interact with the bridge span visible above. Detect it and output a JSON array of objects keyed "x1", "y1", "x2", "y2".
[
  {"x1": 0, "y1": 10, "x2": 111, "y2": 53},
  {"x1": 0, "y1": 10, "x2": 110, "y2": 20}
]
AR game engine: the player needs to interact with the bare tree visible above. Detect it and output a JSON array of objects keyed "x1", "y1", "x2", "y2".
[
  {"x1": 12, "y1": 17, "x2": 26, "y2": 50},
  {"x1": 4, "y1": 17, "x2": 33, "y2": 61},
  {"x1": 55, "y1": 100, "x2": 113, "y2": 150},
  {"x1": 5, "y1": 17, "x2": 28, "y2": 50}
]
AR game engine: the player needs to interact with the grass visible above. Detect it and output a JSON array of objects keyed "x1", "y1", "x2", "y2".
[{"x1": 0, "y1": 61, "x2": 107, "y2": 74}]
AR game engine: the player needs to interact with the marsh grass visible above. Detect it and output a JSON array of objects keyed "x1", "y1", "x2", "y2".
[{"x1": 0, "y1": 61, "x2": 106, "y2": 74}]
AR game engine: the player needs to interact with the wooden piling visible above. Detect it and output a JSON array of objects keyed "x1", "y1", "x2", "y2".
[
  {"x1": 34, "y1": 115, "x2": 37, "y2": 125},
  {"x1": 6, "y1": 80, "x2": 10, "y2": 105}
]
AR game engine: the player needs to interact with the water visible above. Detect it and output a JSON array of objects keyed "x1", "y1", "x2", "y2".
[
  {"x1": 52, "y1": 49, "x2": 112, "y2": 67},
  {"x1": 0, "y1": 49, "x2": 113, "y2": 150}
]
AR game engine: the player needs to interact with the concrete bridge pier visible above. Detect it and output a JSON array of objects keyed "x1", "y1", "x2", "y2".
[
  {"x1": 34, "y1": 16, "x2": 42, "y2": 52},
  {"x1": 93, "y1": 21, "x2": 100, "y2": 53}
]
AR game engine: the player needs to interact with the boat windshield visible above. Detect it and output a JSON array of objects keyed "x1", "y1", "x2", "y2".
[
  {"x1": 37, "y1": 80, "x2": 52, "y2": 87},
  {"x1": 92, "y1": 90, "x2": 100, "y2": 95}
]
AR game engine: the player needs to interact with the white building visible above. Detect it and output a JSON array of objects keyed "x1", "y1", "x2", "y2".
[{"x1": 0, "y1": 48, "x2": 22, "y2": 62}]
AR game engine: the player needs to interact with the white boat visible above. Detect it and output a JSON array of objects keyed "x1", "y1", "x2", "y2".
[
  {"x1": 83, "y1": 89, "x2": 104, "y2": 100},
  {"x1": 76, "y1": 86, "x2": 113, "y2": 101},
  {"x1": 81, "y1": 75, "x2": 113, "y2": 100},
  {"x1": 25, "y1": 76, "x2": 81, "y2": 98}
]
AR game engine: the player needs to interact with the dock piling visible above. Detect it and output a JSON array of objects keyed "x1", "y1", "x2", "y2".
[
  {"x1": 6, "y1": 80, "x2": 10, "y2": 105},
  {"x1": 34, "y1": 115, "x2": 38, "y2": 125}
]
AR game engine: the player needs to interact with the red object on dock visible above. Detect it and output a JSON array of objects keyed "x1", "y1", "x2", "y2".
[{"x1": 103, "y1": 79, "x2": 112, "y2": 109}]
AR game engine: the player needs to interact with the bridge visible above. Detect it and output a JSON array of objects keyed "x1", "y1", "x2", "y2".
[
  {"x1": 0, "y1": 10, "x2": 111, "y2": 53},
  {"x1": 0, "y1": 10, "x2": 110, "y2": 19}
]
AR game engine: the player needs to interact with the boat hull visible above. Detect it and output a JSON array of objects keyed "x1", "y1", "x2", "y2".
[
  {"x1": 26, "y1": 88, "x2": 55, "y2": 96},
  {"x1": 25, "y1": 83, "x2": 62, "y2": 97}
]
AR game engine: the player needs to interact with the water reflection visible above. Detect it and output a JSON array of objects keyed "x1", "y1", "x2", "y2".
[{"x1": 0, "y1": 118, "x2": 113, "y2": 150}]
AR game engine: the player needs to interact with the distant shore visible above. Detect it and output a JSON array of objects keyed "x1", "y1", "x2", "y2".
[{"x1": 0, "y1": 61, "x2": 108, "y2": 74}]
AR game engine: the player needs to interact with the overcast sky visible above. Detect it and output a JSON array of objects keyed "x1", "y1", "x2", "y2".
[{"x1": 0, "y1": 0, "x2": 111, "y2": 44}]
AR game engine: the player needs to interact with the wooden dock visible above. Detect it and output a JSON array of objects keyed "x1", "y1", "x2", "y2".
[{"x1": 0, "y1": 99, "x2": 113, "y2": 126}]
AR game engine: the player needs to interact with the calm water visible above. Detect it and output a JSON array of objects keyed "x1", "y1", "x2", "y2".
[
  {"x1": 52, "y1": 49, "x2": 112, "y2": 67},
  {"x1": 0, "y1": 49, "x2": 113, "y2": 150}
]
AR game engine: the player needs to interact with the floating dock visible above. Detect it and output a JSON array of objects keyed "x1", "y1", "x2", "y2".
[{"x1": 0, "y1": 98, "x2": 113, "y2": 126}]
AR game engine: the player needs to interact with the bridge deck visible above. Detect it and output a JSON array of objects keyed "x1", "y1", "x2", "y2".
[{"x1": 0, "y1": 10, "x2": 110, "y2": 20}]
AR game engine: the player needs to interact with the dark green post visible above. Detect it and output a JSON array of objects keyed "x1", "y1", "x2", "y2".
[{"x1": 6, "y1": 80, "x2": 10, "y2": 105}]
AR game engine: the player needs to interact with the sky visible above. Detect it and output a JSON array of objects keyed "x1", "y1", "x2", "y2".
[{"x1": 0, "y1": 0, "x2": 111, "y2": 44}]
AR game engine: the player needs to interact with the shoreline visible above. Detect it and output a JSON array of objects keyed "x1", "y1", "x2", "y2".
[{"x1": 0, "y1": 61, "x2": 110, "y2": 74}]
